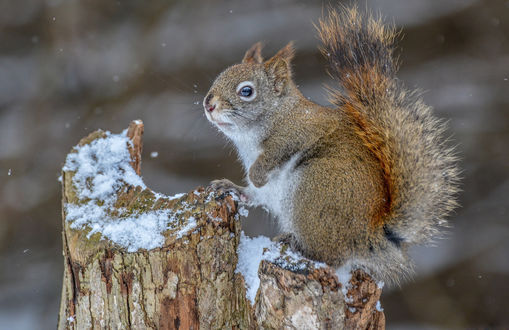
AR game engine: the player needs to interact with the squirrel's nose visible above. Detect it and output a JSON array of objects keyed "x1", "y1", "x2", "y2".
[
  {"x1": 204, "y1": 93, "x2": 216, "y2": 113},
  {"x1": 206, "y1": 104, "x2": 216, "y2": 113}
]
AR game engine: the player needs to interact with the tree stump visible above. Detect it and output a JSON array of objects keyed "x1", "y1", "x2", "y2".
[{"x1": 58, "y1": 120, "x2": 385, "y2": 329}]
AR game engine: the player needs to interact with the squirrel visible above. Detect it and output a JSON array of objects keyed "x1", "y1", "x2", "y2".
[{"x1": 203, "y1": 7, "x2": 459, "y2": 285}]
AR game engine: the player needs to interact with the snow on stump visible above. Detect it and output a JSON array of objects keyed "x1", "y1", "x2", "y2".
[{"x1": 58, "y1": 120, "x2": 385, "y2": 329}]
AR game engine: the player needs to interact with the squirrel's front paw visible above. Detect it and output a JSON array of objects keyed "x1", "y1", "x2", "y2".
[{"x1": 210, "y1": 179, "x2": 249, "y2": 203}]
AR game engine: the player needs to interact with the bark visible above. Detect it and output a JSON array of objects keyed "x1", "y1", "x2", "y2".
[{"x1": 58, "y1": 120, "x2": 385, "y2": 329}]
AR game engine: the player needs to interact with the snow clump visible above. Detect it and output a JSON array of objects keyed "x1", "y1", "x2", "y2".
[
  {"x1": 236, "y1": 232, "x2": 325, "y2": 305},
  {"x1": 63, "y1": 130, "x2": 193, "y2": 252}
]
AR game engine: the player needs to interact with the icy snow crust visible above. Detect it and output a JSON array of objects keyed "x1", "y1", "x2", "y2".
[
  {"x1": 236, "y1": 233, "x2": 383, "y2": 309},
  {"x1": 63, "y1": 130, "x2": 194, "y2": 252},
  {"x1": 236, "y1": 232, "x2": 326, "y2": 305}
]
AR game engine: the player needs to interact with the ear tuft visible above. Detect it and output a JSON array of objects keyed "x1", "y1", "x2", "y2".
[
  {"x1": 273, "y1": 41, "x2": 295, "y2": 63},
  {"x1": 242, "y1": 42, "x2": 264, "y2": 64}
]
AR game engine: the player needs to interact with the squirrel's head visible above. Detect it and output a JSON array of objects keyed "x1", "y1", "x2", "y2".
[{"x1": 203, "y1": 42, "x2": 295, "y2": 134}]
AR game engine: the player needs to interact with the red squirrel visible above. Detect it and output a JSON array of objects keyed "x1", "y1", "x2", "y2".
[{"x1": 203, "y1": 7, "x2": 459, "y2": 284}]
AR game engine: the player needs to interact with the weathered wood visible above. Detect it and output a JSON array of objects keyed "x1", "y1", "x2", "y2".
[{"x1": 58, "y1": 120, "x2": 385, "y2": 329}]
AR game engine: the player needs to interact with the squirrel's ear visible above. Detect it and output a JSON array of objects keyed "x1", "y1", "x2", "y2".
[
  {"x1": 273, "y1": 41, "x2": 295, "y2": 63},
  {"x1": 242, "y1": 42, "x2": 264, "y2": 64},
  {"x1": 264, "y1": 42, "x2": 295, "y2": 95}
]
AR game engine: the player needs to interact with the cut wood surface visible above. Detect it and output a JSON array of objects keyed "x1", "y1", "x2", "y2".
[{"x1": 58, "y1": 120, "x2": 385, "y2": 329}]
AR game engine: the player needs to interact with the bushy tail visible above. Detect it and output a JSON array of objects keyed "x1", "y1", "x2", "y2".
[{"x1": 318, "y1": 7, "x2": 460, "y2": 244}]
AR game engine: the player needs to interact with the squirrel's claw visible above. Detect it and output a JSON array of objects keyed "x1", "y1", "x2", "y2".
[
  {"x1": 210, "y1": 179, "x2": 249, "y2": 203},
  {"x1": 272, "y1": 233, "x2": 302, "y2": 252}
]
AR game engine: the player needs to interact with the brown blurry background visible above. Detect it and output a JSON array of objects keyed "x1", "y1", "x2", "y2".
[{"x1": 1, "y1": 0, "x2": 508, "y2": 328}]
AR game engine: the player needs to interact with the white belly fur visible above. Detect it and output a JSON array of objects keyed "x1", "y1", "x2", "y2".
[
  {"x1": 227, "y1": 128, "x2": 300, "y2": 234},
  {"x1": 245, "y1": 153, "x2": 301, "y2": 234}
]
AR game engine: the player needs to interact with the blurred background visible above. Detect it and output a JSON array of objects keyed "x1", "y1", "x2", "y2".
[{"x1": 0, "y1": 0, "x2": 508, "y2": 328}]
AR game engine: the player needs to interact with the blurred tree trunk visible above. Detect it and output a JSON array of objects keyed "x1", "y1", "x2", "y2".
[{"x1": 57, "y1": 120, "x2": 385, "y2": 329}]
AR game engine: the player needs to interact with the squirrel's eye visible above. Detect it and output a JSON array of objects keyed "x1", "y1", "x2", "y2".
[
  {"x1": 240, "y1": 86, "x2": 252, "y2": 97},
  {"x1": 236, "y1": 81, "x2": 256, "y2": 101}
]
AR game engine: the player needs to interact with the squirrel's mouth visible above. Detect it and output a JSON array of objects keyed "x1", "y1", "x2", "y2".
[
  {"x1": 216, "y1": 122, "x2": 233, "y2": 127},
  {"x1": 205, "y1": 109, "x2": 234, "y2": 129}
]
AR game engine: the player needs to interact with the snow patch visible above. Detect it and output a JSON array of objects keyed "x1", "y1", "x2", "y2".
[
  {"x1": 63, "y1": 130, "x2": 195, "y2": 252},
  {"x1": 168, "y1": 193, "x2": 185, "y2": 200},
  {"x1": 175, "y1": 216, "x2": 196, "y2": 239},
  {"x1": 335, "y1": 264, "x2": 354, "y2": 302},
  {"x1": 238, "y1": 205, "x2": 249, "y2": 217},
  {"x1": 236, "y1": 232, "x2": 323, "y2": 305},
  {"x1": 236, "y1": 233, "x2": 277, "y2": 304}
]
